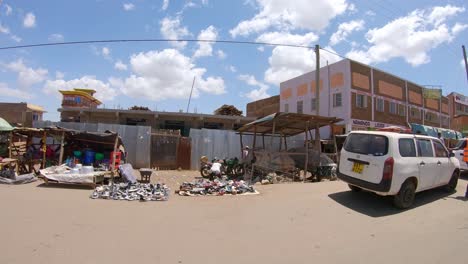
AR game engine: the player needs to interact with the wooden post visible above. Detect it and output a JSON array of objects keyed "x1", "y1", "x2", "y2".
[
  {"x1": 42, "y1": 131, "x2": 46, "y2": 168},
  {"x1": 270, "y1": 121, "x2": 276, "y2": 146},
  {"x1": 262, "y1": 134, "x2": 265, "y2": 148},
  {"x1": 240, "y1": 132, "x2": 244, "y2": 157},
  {"x1": 110, "y1": 133, "x2": 119, "y2": 184},
  {"x1": 284, "y1": 135, "x2": 288, "y2": 151},
  {"x1": 315, "y1": 125, "x2": 321, "y2": 160},
  {"x1": 8, "y1": 131, "x2": 13, "y2": 158},
  {"x1": 253, "y1": 126, "x2": 257, "y2": 149},
  {"x1": 279, "y1": 133, "x2": 282, "y2": 151},
  {"x1": 304, "y1": 122, "x2": 309, "y2": 183},
  {"x1": 58, "y1": 131, "x2": 65, "y2": 165}
]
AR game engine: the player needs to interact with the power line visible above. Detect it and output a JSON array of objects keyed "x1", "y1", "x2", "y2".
[{"x1": 0, "y1": 38, "x2": 319, "y2": 51}]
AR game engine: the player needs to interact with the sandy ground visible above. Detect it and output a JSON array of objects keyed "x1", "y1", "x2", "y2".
[{"x1": 1, "y1": 170, "x2": 468, "y2": 264}]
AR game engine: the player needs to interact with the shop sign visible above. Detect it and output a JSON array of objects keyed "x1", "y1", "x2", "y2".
[
  {"x1": 454, "y1": 93, "x2": 468, "y2": 106},
  {"x1": 351, "y1": 119, "x2": 388, "y2": 129}
]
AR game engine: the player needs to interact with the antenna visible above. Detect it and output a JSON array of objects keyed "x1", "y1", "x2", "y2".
[{"x1": 186, "y1": 76, "x2": 195, "y2": 113}]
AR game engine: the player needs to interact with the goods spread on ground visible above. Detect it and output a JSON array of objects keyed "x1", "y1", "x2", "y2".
[
  {"x1": 90, "y1": 182, "x2": 170, "y2": 201},
  {"x1": 176, "y1": 179, "x2": 258, "y2": 196}
]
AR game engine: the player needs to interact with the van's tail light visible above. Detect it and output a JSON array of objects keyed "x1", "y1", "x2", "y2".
[{"x1": 383, "y1": 157, "x2": 394, "y2": 180}]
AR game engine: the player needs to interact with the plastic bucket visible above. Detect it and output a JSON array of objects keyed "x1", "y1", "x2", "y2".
[
  {"x1": 95, "y1": 153, "x2": 104, "y2": 161},
  {"x1": 83, "y1": 150, "x2": 95, "y2": 165}
]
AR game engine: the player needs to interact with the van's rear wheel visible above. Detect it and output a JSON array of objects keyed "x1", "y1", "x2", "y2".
[
  {"x1": 348, "y1": 184, "x2": 362, "y2": 192},
  {"x1": 393, "y1": 180, "x2": 416, "y2": 209},
  {"x1": 443, "y1": 171, "x2": 459, "y2": 193}
]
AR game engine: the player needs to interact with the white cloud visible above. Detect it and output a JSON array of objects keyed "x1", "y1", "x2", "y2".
[
  {"x1": 0, "y1": 82, "x2": 32, "y2": 99},
  {"x1": 229, "y1": 65, "x2": 237, "y2": 72},
  {"x1": 257, "y1": 46, "x2": 265, "y2": 52},
  {"x1": 162, "y1": 0, "x2": 169, "y2": 10},
  {"x1": 230, "y1": 0, "x2": 349, "y2": 37},
  {"x1": 217, "y1": 50, "x2": 226, "y2": 59},
  {"x1": 238, "y1": 74, "x2": 270, "y2": 101},
  {"x1": 102, "y1": 47, "x2": 110, "y2": 56},
  {"x1": 0, "y1": 23, "x2": 9, "y2": 34},
  {"x1": 329, "y1": 20, "x2": 364, "y2": 46},
  {"x1": 160, "y1": 16, "x2": 190, "y2": 49},
  {"x1": 43, "y1": 76, "x2": 118, "y2": 102},
  {"x1": 123, "y1": 3, "x2": 135, "y2": 11},
  {"x1": 23, "y1": 12, "x2": 36, "y2": 28},
  {"x1": 5, "y1": 4, "x2": 12, "y2": 16},
  {"x1": 114, "y1": 60, "x2": 128, "y2": 71},
  {"x1": 346, "y1": 5, "x2": 466, "y2": 66},
  {"x1": 201, "y1": 0, "x2": 208, "y2": 5},
  {"x1": 55, "y1": 71, "x2": 65, "y2": 79},
  {"x1": 5, "y1": 59, "x2": 48, "y2": 89},
  {"x1": 48, "y1": 33, "x2": 64, "y2": 42},
  {"x1": 112, "y1": 49, "x2": 226, "y2": 101},
  {"x1": 193, "y1": 25, "x2": 218, "y2": 58},
  {"x1": 256, "y1": 31, "x2": 318, "y2": 46},
  {"x1": 452, "y1": 23, "x2": 468, "y2": 35},
  {"x1": 264, "y1": 45, "x2": 341, "y2": 85},
  {"x1": 11, "y1": 35, "x2": 21, "y2": 42},
  {"x1": 366, "y1": 10, "x2": 376, "y2": 16}
]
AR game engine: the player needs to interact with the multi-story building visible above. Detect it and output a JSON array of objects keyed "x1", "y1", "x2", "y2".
[
  {"x1": 59, "y1": 88, "x2": 255, "y2": 136},
  {"x1": 447, "y1": 92, "x2": 468, "y2": 134},
  {"x1": 0, "y1": 102, "x2": 45, "y2": 127},
  {"x1": 279, "y1": 59, "x2": 451, "y2": 138}
]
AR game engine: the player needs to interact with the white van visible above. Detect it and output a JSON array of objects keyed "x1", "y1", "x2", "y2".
[
  {"x1": 338, "y1": 131, "x2": 460, "y2": 209},
  {"x1": 451, "y1": 138, "x2": 468, "y2": 171}
]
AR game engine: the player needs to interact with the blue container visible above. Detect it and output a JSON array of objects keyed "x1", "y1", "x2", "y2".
[{"x1": 83, "y1": 150, "x2": 95, "y2": 165}]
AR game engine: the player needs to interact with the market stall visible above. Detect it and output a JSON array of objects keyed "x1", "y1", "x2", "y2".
[
  {"x1": 38, "y1": 128, "x2": 124, "y2": 187},
  {"x1": 237, "y1": 112, "x2": 342, "y2": 183}
]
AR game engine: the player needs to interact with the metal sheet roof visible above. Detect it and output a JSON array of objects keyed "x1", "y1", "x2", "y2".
[{"x1": 236, "y1": 112, "x2": 343, "y2": 136}]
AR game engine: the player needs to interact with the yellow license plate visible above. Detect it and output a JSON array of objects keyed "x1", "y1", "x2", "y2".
[{"x1": 352, "y1": 162, "x2": 364, "y2": 174}]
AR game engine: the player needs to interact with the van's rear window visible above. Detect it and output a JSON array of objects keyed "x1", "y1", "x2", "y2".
[{"x1": 344, "y1": 134, "x2": 388, "y2": 156}]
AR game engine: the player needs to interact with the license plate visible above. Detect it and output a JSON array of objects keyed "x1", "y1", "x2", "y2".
[{"x1": 352, "y1": 162, "x2": 364, "y2": 174}]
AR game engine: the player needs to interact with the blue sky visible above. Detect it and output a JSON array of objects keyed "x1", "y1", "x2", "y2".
[{"x1": 0, "y1": 0, "x2": 467, "y2": 121}]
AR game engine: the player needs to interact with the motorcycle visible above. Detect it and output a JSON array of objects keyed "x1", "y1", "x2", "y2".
[{"x1": 199, "y1": 156, "x2": 244, "y2": 179}]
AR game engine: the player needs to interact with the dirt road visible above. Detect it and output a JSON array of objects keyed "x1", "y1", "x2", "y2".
[{"x1": 1, "y1": 171, "x2": 467, "y2": 264}]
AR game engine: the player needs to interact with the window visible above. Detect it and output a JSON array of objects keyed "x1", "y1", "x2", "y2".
[
  {"x1": 454, "y1": 139, "x2": 467, "y2": 150},
  {"x1": 456, "y1": 104, "x2": 462, "y2": 111},
  {"x1": 425, "y1": 112, "x2": 432, "y2": 121},
  {"x1": 399, "y1": 104, "x2": 406, "y2": 116},
  {"x1": 284, "y1": 103, "x2": 289, "y2": 112},
  {"x1": 411, "y1": 108, "x2": 419, "y2": 118},
  {"x1": 399, "y1": 138, "x2": 417, "y2": 157},
  {"x1": 417, "y1": 139, "x2": 434, "y2": 157},
  {"x1": 376, "y1": 98, "x2": 384, "y2": 112},
  {"x1": 311, "y1": 98, "x2": 316, "y2": 111},
  {"x1": 356, "y1": 94, "x2": 367, "y2": 108},
  {"x1": 333, "y1": 93, "x2": 342, "y2": 107},
  {"x1": 344, "y1": 134, "x2": 388, "y2": 156},
  {"x1": 389, "y1": 102, "x2": 397, "y2": 114},
  {"x1": 432, "y1": 140, "x2": 448, "y2": 157},
  {"x1": 297, "y1": 100, "x2": 303, "y2": 114}
]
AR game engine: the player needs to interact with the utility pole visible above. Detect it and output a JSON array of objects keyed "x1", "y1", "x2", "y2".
[
  {"x1": 315, "y1": 44, "x2": 320, "y2": 116},
  {"x1": 186, "y1": 76, "x2": 195, "y2": 113},
  {"x1": 463, "y1": 45, "x2": 468, "y2": 83}
]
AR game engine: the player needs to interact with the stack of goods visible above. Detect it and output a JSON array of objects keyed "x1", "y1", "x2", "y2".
[
  {"x1": 90, "y1": 182, "x2": 170, "y2": 201},
  {"x1": 176, "y1": 179, "x2": 257, "y2": 196}
]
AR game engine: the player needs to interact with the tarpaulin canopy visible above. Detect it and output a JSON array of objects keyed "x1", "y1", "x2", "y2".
[
  {"x1": 237, "y1": 112, "x2": 343, "y2": 136},
  {"x1": 410, "y1": 123, "x2": 461, "y2": 139},
  {"x1": 0, "y1": 117, "x2": 13, "y2": 132}
]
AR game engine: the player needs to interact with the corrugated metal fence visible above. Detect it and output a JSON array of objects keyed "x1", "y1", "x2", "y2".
[
  {"x1": 189, "y1": 128, "x2": 306, "y2": 170},
  {"x1": 34, "y1": 121, "x2": 151, "y2": 168}
]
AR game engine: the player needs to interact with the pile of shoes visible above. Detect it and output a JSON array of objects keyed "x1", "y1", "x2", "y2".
[
  {"x1": 90, "y1": 182, "x2": 170, "y2": 201},
  {"x1": 176, "y1": 179, "x2": 256, "y2": 196}
]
